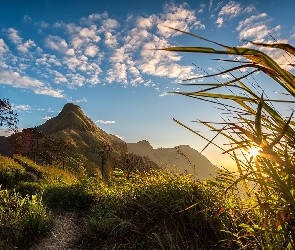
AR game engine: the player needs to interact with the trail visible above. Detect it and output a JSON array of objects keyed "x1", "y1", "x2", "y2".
[
  {"x1": 27, "y1": 171, "x2": 39, "y2": 182},
  {"x1": 30, "y1": 213, "x2": 87, "y2": 250}
]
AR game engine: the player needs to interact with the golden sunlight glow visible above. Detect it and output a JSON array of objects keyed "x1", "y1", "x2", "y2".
[{"x1": 248, "y1": 147, "x2": 261, "y2": 158}]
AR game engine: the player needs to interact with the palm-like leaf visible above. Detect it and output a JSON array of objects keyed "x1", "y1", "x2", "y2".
[{"x1": 160, "y1": 26, "x2": 295, "y2": 248}]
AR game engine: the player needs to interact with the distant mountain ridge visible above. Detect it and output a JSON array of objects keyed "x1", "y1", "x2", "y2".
[
  {"x1": 0, "y1": 103, "x2": 218, "y2": 180},
  {"x1": 127, "y1": 140, "x2": 218, "y2": 179}
]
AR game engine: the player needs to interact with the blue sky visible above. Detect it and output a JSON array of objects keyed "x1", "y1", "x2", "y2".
[{"x1": 1, "y1": 0, "x2": 295, "y2": 169}]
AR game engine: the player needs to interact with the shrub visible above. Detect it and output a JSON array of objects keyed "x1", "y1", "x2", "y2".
[
  {"x1": 0, "y1": 155, "x2": 28, "y2": 189},
  {"x1": 83, "y1": 169, "x2": 235, "y2": 249},
  {"x1": 15, "y1": 181, "x2": 43, "y2": 197},
  {"x1": 13, "y1": 154, "x2": 43, "y2": 177},
  {"x1": 42, "y1": 183, "x2": 96, "y2": 212},
  {"x1": 0, "y1": 189, "x2": 52, "y2": 249}
]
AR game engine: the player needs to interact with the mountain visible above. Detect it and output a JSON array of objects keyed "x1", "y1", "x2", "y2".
[
  {"x1": 127, "y1": 140, "x2": 218, "y2": 179},
  {"x1": 36, "y1": 103, "x2": 127, "y2": 174},
  {"x1": 1, "y1": 103, "x2": 217, "y2": 180}
]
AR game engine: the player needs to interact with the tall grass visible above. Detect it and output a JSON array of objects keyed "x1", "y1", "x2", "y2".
[
  {"x1": 82, "y1": 169, "x2": 240, "y2": 249},
  {"x1": 0, "y1": 189, "x2": 52, "y2": 249},
  {"x1": 160, "y1": 27, "x2": 295, "y2": 249}
]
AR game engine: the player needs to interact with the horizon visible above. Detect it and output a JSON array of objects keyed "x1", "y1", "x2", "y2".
[{"x1": 1, "y1": 0, "x2": 295, "y2": 170}]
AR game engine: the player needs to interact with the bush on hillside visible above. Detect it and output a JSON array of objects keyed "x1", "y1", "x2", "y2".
[
  {"x1": 0, "y1": 189, "x2": 52, "y2": 249},
  {"x1": 83, "y1": 169, "x2": 238, "y2": 249},
  {"x1": 15, "y1": 181, "x2": 43, "y2": 197},
  {"x1": 0, "y1": 155, "x2": 29, "y2": 189},
  {"x1": 42, "y1": 183, "x2": 96, "y2": 212}
]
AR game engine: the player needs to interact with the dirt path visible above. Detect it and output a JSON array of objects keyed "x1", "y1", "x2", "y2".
[
  {"x1": 30, "y1": 213, "x2": 88, "y2": 250},
  {"x1": 27, "y1": 171, "x2": 39, "y2": 182}
]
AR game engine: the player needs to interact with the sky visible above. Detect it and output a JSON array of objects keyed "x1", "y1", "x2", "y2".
[{"x1": 1, "y1": 0, "x2": 295, "y2": 169}]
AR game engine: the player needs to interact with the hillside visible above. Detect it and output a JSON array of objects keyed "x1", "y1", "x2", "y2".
[
  {"x1": 36, "y1": 103, "x2": 127, "y2": 173},
  {"x1": 127, "y1": 140, "x2": 218, "y2": 179},
  {"x1": 1, "y1": 103, "x2": 217, "y2": 179}
]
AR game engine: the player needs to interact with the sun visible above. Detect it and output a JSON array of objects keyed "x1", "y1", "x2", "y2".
[{"x1": 248, "y1": 147, "x2": 261, "y2": 158}]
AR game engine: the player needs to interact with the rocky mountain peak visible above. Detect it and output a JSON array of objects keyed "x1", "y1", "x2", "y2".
[
  {"x1": 60, "y1": 103, "x2": 82, "y2": 115},
  {"x1": 37, "y1": 103, "x2": 95, "y2": 134}
]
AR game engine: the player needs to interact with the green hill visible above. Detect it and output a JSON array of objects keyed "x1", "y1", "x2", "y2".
[{"x1": 36, "y1": 103, "x2": 127, "y2": 175}]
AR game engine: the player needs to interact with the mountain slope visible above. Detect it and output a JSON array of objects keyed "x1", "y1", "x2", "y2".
[
  {"x1": 127, "y1": 140, "x2": 218, "y2": 179},
  {"x1": 37, "y1": 103, "x2": 127, "y2": 173}
]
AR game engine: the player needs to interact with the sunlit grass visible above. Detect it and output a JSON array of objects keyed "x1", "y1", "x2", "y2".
[{"x1": 161, "y1": 26, "x2": 295, "y2": 249}]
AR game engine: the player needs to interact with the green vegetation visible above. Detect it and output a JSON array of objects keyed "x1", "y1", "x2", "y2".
[
  {"x1": 161, "y1": 27, "x2": 295, "y2": 249},
  {"x1": 0, "y1": 153, "x2": 247, "y2": 249},
  {"x1": 0, "y1": 188, "x2": 52, "y2": 249},
  {"x1": 1, "y1": 32, "x2": 294, "y2": 248}
]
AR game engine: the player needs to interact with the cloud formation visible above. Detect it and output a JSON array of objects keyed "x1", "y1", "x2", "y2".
[
  {"x1": 0, "y1": 0, "x2": 293, "y2": 100},
  {"x1": 96, "y1": 120, "x2": 116, "y2": 124}
]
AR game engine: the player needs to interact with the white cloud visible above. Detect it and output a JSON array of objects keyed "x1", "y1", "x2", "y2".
[
  {"x1": 104, "y1": 32, "x2": 118, "y2": 48},
  {"x1": 218, "y1": 1, "x2": 242, "y2": 17},
  {"x1": 159, "y1": 92, "x2": 169, "y2": 97},
  {"x1": 136, "y1": 17, "x2": 153, "y2": 29},
  {"x1": 66, "y1": 73, "x2": 85, "y2": 87},
  {"x1": 66, "y1": 48, "x2": 75, "y2": 56},
  {"x1": 114, "y1": 134, "x2": 124, "y2": 140},
  {"x1": 17, "y1": 39, "x2": 36, "y2": 53},
  {"x1": 42, "y1": 116, "x2": 52, "y2": 120},
  {"x1": 106, "y1": 63, "x2": 127, "y2": 84},
  {"x1": 34, "y1": 87, "x2": 64, "y2": 98},
  {"x1": 24, "y1": 15, "x2": 32, "y2": 22},
  {"x1": 0, "y1": 2, "x2": 209, "y2": 92},
  {"x1": 157, "y1": 2, "x2": 205, "y2": 37},
  {"x1": 239, "y1": 24, "x2": 270, "y2": 41},
  {"x1": 237, "y1": 13, "x2": 268, "y2": 31},
  {"x1": 0, "y1": 71, "x2": 64, "y2": 98},
  {"x1": 80, "y1": 11, "x2": 108, "y2": 25},
  {"x1": 96, "y1": 119, "x2": 116, "y2": 124},
  {"x1": 70, "y1": 35, "x2": 84, "y2": 49},
  {"x1": 215, "y1": 17, "x2": 223, "y2": 27},
  {"x1": 74, "y1": 98, "x2": 87, "y2": 103},
  {"x1": 101, "y1": 18, "x2": 120, "y2": 31},
  {"x1": 0, "y1": 71, "x2": 43, "y2": 88},
  {"x1": 84, "y1": 45, "x2": 99, "y2": 57},
  {"x1": 0, "y1": 39, "x2": 9, "y2": 55},
  {"x1": 40, "y1": 21, "x2": 49, "y2": 29},
  {"x1": 236, "y1": 13, "x2": 282, "y2": 43},
  {"x1": 7, "y1": 28, "x2": 22, "y2": 45},
  {"x1": 44, "y1": 35, "x2": 68, "y2": 53},
  {"x1": 216, "y1": 1, "x2": 255, "y2": 27},
  {"x1": 79, "y1": 26, "x2": 100, "y2": 42},
  {"x1": 14, "y1": 104, "x2": 31, "y2": 111}
]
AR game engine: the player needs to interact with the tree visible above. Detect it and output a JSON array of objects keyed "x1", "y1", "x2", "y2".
[{"x1": 0, "y1": 98, "x2": 18, "y2": 131}]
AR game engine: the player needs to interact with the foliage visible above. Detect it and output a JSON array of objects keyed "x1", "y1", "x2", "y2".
[
  {"x1": 13, "y1": 154, "x2": 43, "y2": 175},
  {"x1": 9, "y1": 129, "x2": 75, "y2": 167},
  {"x1": 0, "y1": 189, "x2": 52, "y2": 249},
  {"x1": 42, "y1": 183, "x2": 95, "y2": 212},
  {"x1": 82, "y1": 169, "x2": 236, "y2": 249},
  {"x1": 13, "y1": 154, "x2": 79, "y2": 185},
  {"x1": 115, "y1": 152, "x2": 159, "y2": 178},
  {"x1": 161, "y1": 27, "x2": 295, "y2": 249},
  {"x1": 0, "y1": 155, "x2": 28, "y2": 189},
  {"x1": 0, "y1": 98, "x2": 18, "y2": 131},
  {"x1": 15, "y1": 181, "x2": 43, "y2": 197}
]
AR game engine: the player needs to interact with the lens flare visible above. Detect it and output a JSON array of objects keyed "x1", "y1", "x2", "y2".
[{"x1": 248, "y1": 147, "x2": 260, "y2": 157}]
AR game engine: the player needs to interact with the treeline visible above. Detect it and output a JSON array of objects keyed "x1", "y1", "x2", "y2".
[
  {"x1": 8, "y1": 128, "x2": 158, "y2": 179},
  {"x1": 9, "y1": 128, "x2": 74, "y2": 168}
]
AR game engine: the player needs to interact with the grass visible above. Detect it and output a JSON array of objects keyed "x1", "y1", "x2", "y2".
[
  {"x1": 0, "y1": 189, "x2": 52, "y2": 249},
  {"x1": 0, "y1": 154, "x2": 249, "y2": 249},
  {"x1": 3, "y1": 33, "x2": 295, "y2": 247},
  {"x1": 160, "y1": 26, "x2": 295, "y2": 249}
]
